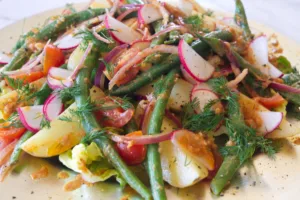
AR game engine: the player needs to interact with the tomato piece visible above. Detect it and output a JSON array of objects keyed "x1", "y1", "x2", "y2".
[
  {"x1": 7, "y1": 71, "x2": 45, "y2": 85},
  {"x1": 115, "y1": 131, "x2": 146, "y2": 165},
  {"x1": 43, "y1": 44, "x2": 65, "y2": 74},
  {"x1": 0, "y1": 125, "x2": 26, "y2": 141},
  {"x1": 0, "y1": 140, "x2": 18, "y2": 166},
  {"x1": 94, "y1": 97, "x2": 134, "y2": 128},
  {"x1": 255, "y1": 93, "x2": 286, "y2": 109}
]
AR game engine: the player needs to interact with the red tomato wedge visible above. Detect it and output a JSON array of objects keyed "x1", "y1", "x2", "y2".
[
  {"x1": 115, "y1": 131, "x2": 147, "y2": 165},
  {"x1": 0, "y1": 140, "x2": 17, "y2": 166},
  {"x1": 94, "y1": 97, "x2": 134, "y2": 128},
  {"x1": 43, "y1": 44, "x2": 65, "y2": 74},
  {"x1": 0, "y1": 125, "x2": 26, "y2": 141},
  {"x1": 255, "y1": 93, "x2": 286, "y2": 109},
  {"x1": 8, "y1": 71, "x2": 45, "y2": 85}
]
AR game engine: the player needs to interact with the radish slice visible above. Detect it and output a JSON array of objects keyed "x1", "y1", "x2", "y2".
[
  {"x1": 54, "y1": 33, "x2": 81, "y2": 51},
  {"x1": 105, "y1": 14, "x2": 142, "y2": 44},
  {"x1": 43, "y1": 94, "x2": 64, "y2": 121},
  {"x1": 180, "y1": 65, "x2": 198, "y2": 84},
  {"x1": 131, "y1": 40, "x2": 151, "y2": 50},
  {"x1": 0, "y1": 52, "x2": 11, "y2": 65},
  {"x1": 47, "y1": 76, "x2": 72, "y2": 90},
  {"x1": 48, "y1": 67, "x2": 72, "y2": 80},
  {"x1": 138, "y1": 4, "x2": 162, "y2": 25},
  {"x1": 257, "y1": 111, "x2": 283, "y2": 135},
  {"x1": 178, "y1": 39, "x2": 215, "y2": 82},
  {"x1": 190, "y1": 89, "x2": 219, "y2": 113},
  {"x1": 248, "y1": 36, "x2": 283, "y2": 78},
  {"x1": 17, "y1": 105, "x2": 44, "y2": 133},
  {"x1": 192, "y1": 83, "x2": 212, "y2": 93}
]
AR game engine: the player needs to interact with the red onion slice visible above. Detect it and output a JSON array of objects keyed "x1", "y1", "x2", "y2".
[
  {"x1": 270, "y1": 82, "x2": 300, "y2": 94},
  {"x1": 117, "y1": 7, "x2": 139, "y2": 21},
  {"x1": 147, "y1": 25, "x2": 187, "y2": 40},
  {"x1": 0, "y1": 53, "x2": 11, "y2": 65},
  {"x1": 109, "y1": 130, "x2": 174, "y2": 145},
  {"x1": 165, "y1": 110, "x2": 182, "y2": 128}
]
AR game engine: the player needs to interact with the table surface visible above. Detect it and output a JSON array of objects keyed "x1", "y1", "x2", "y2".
[{"x1": 0, "y1": 0, "x2": 299, "y2": 43}]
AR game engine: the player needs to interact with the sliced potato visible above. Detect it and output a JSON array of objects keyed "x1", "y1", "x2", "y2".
[
  {"x1": 21, "y1": 103, "x2": 85, "y2": 157},
  {"x1": 159, "y1": 117, "x2": 208, "y2": 188},
  {"x1": 21, "y1": 86, "x2": 106, "y2": 157},
  {"x1": 168, "y1": 79, "x2": 193, "y2": 112}
]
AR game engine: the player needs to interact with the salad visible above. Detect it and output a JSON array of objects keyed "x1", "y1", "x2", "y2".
[{"x1": 0, "y1": 0, "x2": 299, "y2": 199}]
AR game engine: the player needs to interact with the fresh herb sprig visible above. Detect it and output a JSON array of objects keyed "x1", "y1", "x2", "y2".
[{"x1": 209, "y1": 77, "x2": 277, "y2": 163}]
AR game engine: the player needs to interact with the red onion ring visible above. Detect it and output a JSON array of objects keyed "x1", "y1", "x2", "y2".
[
  {"x1": 94, "y1": 44, "x2": 129, "y2": 87},
  {"x1": 270, "y1": 82, "x2": 300, "y2": 94},
  {"x1": 69, "y1": 43, "x2": 93, "y2": 81},
  {"x1": 141, "y1": 99, "x2": 156, "y2": 134},
  {"x1": 92, "y1": 27, "x2": 112, "y2": 44},
  {"x1": 109, "y1": 130, "x2": 174, "y2": 145},
  {"x1": 117, "y1": 7, "x2": 139, "y2": 21}
]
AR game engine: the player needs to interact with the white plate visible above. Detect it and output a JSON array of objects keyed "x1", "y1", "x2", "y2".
[{"x1": 1, "y1": 2, "x2": 300, "y2": 200}]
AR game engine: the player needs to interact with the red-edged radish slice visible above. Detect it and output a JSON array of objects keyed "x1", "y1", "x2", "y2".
[
  {"x1": 179, "y1": 39, "x2": 215, "y2": 82},
  {"x1": 17, "y1": 105, "x2": 44, "y2": 133},
  {"x1": 43, "y1": 94, "x2": 64, "y2": 121},
  {"x1": 257, "y1": 111, "x2": 283, "y2": 135},
  {"x1": 48, "y1": 67, "x2": 72, "y2": 80},
  {"x1": 0, "y1": 52, "x2": 11, "y2": 65},
  {"x1": 171, "y1": 130, "x2": 215, "y2": 170},
  {"x1": 105, "y1": 15, "x2": 142, "y2": 44},
  {"x1": 190, "y1": 89, "x2": 219, "y2": 113},
  {"x1": 138, "y1": 4, "x2": 162, "y2": 25},
  {"x1": 192, "y1": 83, "x2": 212, "y2": 93},
  {"x1": 180, "y1": 65, "x2": 198, "y2": 84},
  {"x1": 54, "y1": 34, "x2": 82, "y2": 51},
  {"x1": 47, "y1": 76, "x2": 72, "y2": 90},
  {"x1": 131, "y1": 40, "x2": 151, "y2": 50},
  {"x1": 248, "y1": 36, "x2": 283, "y2": 78}
]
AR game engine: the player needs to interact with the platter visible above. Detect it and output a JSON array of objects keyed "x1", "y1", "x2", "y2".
[{"x1": 0, "y1": 1, "x2": 300, "y2": 200}]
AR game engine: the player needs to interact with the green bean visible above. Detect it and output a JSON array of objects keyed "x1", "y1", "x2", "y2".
[
  {"x1": 11, "y1": 31, "x2": 34, "y2": 53},
  {"x1": 35, "y1": 8, "x2": 105, "y2": 41},
  {"x1": 234, "y1": 0, "x2": 252, "y2": 41},
  {"x1": 110, "y1": 55, "x2": 180, "y2": 96},
  {"x1": 210, "y1": 155, "x2": 240, "y2": 195},
  {"x1": 146, "y1": 69, "x2": 178, "y2": 200},
  {"x1": 151, "y1": 20, "x2": 168, "y2": 47},
  {"x1": 74, "y1": 45, "x2": 151, "y2": 199},
  {"x1": 0, "y1": 47, "x2": 32, "y2": 73},
  {"x1": 76, "y1": 68, "x2": 152, "y2": 200}
]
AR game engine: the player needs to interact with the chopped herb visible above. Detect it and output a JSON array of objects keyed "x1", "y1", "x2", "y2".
[
  {"x1": 107, "y1": 96, "x2": 133, "y2": 110},
  {"x1": 58, "y1": 115, "x2": 73, "y2": 122},
  {"x1": 100, "y1": 59, "x2": 114, "y2": 77},
  {"x1": 40, "y1": 117, "x2": 51, "y2": 129},
  {"x1": 57, "y1": 84, "x2": 81, "y2": 101},
  {"x1": 183, "y1": 15, "x2": 203, "y2": 32},
  {"x1": 81, "y1": 129, "x2": 106, "y2": 144}
]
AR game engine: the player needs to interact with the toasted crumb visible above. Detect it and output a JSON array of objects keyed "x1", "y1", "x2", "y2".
[
  {"x1": 289, "y1": 135, "x2": 300, "y2": 145},
  {"x1": 63, "y1": 175, "x2": 93, "y2": 192},
  {"x1": 30, "y1": 166, "x2": 49, "y2": 180},
  {"x1": 57, "y1": 171, "x2": 69, "y2": 179},
  {"x1": 64, "y1": 175, "x2": 84, "y2": 192}
]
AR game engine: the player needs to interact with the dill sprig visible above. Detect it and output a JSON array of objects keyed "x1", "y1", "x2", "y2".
[
  {"x1": 76, "y1": 28, "x2": 113, "y2": 51},
  {"x1": 81, "y1": 129, "x2": 106, "y2": 144},
  {"x1": 107, "y1": 96, "x2": 133, "y2": 110},
  {"x1": 58, "y1": 115, "x2": 73, "y2": 122},
  {"x1": 209, "y1": 77, "x2": 277, "y2": 163},
  {"x1": 0, "y1": 112, "x2": 23, "y2": 128},
  {"x1": 57, "y1": 84, "x2": 81, "y2": 101},
  {"x1": 40, "y1": 116, "x2": 51, "y2": 129},
  {"x1": 2, "y1": 74, "x2": 33, "y2": 102},
  {"x1": 182, "y1": 98, "x2": 224, "y2": 132},
  {"x1": 100, "y1": 59, "x2": 114, "y2": 77}
]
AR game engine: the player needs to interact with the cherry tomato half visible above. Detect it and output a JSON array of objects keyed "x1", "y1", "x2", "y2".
[
  {"x1": 115, "y1": 131, "x2": 146, "y2": 165},
  {"x1": 43, "y1": 44, "x2": 65, "y2": 74}
]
